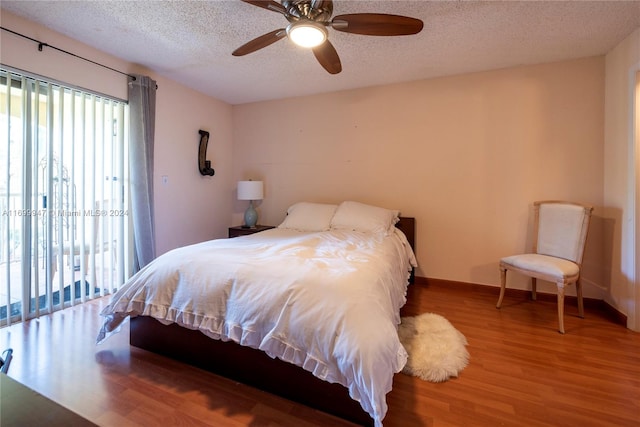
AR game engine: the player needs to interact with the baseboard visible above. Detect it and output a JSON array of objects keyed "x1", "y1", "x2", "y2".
[
  {"x1": 600, "y1": 301, "x2": 628, "y2": 327},
  {"x1": 414, "y1": 276, "x2": 628, "y2": 327}
]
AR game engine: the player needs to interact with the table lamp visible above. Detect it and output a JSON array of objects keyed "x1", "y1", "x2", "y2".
[{"x1": 237, "y1": 180, "x2": 263, "y2": 228}]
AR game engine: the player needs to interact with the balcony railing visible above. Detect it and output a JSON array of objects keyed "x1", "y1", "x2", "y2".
[{"x1": 0, "y1": 192, "x2": 123, "y2": 323}]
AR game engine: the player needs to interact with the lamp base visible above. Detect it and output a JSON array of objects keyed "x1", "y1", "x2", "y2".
[{"x1": 244, "y1": 201, "x2": 258, "y2": 229}]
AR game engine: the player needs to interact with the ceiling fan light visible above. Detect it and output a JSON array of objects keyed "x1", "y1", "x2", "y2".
[{"x1": 287, "y1": 21, "x2": 327, "y2": 48}]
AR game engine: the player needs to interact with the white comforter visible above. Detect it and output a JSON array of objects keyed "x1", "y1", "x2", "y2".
[{"x1": 97, "y1": 227, "x2": 417, "y2": 426}]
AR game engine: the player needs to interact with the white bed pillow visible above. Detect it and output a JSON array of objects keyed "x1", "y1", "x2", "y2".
[
  {"x1": 278, "y1": 202, "x2": 338, "y2": 232},
  {"x1": 330, "y1": 201, "x2": 400, "y2": 235}
]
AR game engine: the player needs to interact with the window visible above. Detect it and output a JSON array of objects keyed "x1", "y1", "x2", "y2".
[{"x1": 0, "y1": 67, "x2": 131, "y2": 326}]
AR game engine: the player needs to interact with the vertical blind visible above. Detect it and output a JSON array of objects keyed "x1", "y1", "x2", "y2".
[{"x1": 0, "y1": 67, "x2": 131, "y2": 326}]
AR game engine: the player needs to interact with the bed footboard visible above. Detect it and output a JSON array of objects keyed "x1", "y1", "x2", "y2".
[{"x1": 130, "y1": 316, "x2": 373, "y2": 426}]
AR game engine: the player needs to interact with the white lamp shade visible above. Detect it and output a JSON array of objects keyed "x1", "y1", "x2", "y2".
[{"x1": 237, "y1": 180, "x2": 264, "y2": 200}]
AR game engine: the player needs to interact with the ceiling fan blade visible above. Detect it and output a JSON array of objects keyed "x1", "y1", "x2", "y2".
[
  {"x1": 331, "y1": 13, "x2": 424, "y2": 36},
  {"x1": 232, "y1": 29, "x2": 287, "y2": 56},
  {"x1": 312, "y1": 41, "x2": 342, "y2": 74},
  {"x1": 240, "y1": 0, "x2": 287, "y2": 15}
]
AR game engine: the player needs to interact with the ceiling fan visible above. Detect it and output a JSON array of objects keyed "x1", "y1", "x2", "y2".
[{"x1": 232, "y1": 0, "x2": 424, "y2": 74}]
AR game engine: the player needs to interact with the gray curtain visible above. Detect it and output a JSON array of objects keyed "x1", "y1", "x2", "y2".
[{"x1": 128, "y1": 75, "x2": 157, "y2": 272}]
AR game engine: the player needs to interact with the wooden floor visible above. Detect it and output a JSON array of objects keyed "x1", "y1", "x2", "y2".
[{"x1": 1, "y1": 280, "x2": 639, "y2": 427}]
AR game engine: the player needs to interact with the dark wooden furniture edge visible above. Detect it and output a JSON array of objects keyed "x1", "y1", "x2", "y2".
[
  {"x1": 396, "y1": 216, "x2": 415, "y2": 283},
  {"x1": 396, "y1": 216, "x2": 415, "y2": 251},
  {"x1": 228, "y1": 224, "x2": 276, "y2": 238},
  {"x1": 130, "y1": 317, "x2": 373, "y2": 426},
  {"x1": 1, "y1": 374, "x2": 97, "y2": 426}
]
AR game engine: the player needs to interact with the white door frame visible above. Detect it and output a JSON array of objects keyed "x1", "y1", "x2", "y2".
[{"x1": 633, "y1": 70, "x2": 640, "y2": 331}]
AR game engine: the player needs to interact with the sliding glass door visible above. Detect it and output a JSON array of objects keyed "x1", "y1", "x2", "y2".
[{"x1": 0, "y1": 68, "x2": 131, "y2": 326}]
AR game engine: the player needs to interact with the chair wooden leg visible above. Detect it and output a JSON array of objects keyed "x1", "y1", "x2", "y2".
[
  {"x1": 531, "y1": 278, "x2": 537, "y2": 301},
  {"x1": 576, "y1": 279, "x2": 584, "y2": 318},
  {"x1": 557, "y1": 284, "x2": 566, "y2": 334},
  {"x1": 497, "y1": 267, "x2": 507, "y2": 308}
]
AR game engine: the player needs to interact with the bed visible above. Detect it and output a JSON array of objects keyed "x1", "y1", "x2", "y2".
[{"x1": 97, "y1": 201, "x2": 417, "y2": 427}]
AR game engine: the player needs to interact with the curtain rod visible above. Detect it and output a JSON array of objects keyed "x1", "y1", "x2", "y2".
[{"x1": 1, "y1": 26, "x2": 136, "y2": 81}]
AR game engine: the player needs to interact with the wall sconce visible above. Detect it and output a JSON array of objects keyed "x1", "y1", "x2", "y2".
[
  {"x1": 198, "y1": 130, "x2": 215, "y2": 176},
  {"x1": 237, "y1": 180, "x2": 264, "y2": 228}
]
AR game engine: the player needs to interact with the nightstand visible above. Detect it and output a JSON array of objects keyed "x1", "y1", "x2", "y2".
[{"x1": 228, "y1": 225, "x2": 275, "y2": 238}]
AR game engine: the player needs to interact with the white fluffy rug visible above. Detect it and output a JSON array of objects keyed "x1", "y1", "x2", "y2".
[{"x1": 398, "y1": 313, "x2": 470, "y2": 382}]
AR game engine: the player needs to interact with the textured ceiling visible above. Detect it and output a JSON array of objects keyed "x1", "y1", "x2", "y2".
[{"x1": 2, "y1": 0, "x2": 639, "y2": 105}]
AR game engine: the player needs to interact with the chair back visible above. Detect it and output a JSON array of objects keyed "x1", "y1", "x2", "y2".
[{"x1": 533, "y1": 201, "x2": 593, "y2": 264}]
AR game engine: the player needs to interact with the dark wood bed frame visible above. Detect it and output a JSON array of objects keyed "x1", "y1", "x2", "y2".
[{"x1": 130, "y1": 217, "x2": 416, "y2": 426}]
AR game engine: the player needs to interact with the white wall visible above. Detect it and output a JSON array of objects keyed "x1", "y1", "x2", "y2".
[
  {"x1": 604, "y1": 27, "x2": 640, "y2": 329},
  {"x1": 153, "y1": 75, "x2": 234, "y2": 254},
  {"x1": 232, "y1": 57, "x2": 607, "y2": 298}
]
